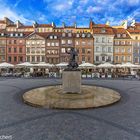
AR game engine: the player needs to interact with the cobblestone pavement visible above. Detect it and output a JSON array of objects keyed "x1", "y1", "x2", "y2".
[{"x1": 0, "y1": 78, "x2": 140, "y2": 140}]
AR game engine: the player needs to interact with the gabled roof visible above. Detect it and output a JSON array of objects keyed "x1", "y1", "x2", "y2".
[
  {"x1": 113, "y1": 28, "x2": 131, "y2": 39},
  {"x1": 93, "y1": 26, "x2": 114, "y2": 35}
]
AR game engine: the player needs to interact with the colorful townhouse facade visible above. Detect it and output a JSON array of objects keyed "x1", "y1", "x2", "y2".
[
  {"x1": 0, "y1": 17, "x2": 140, "y2": 65},
  {"x1": 113, "y1": 28, "x2": 133, "y2": 64},
  {"x1": 92, "y1": 25, "x2": 114, "y2": 64}
]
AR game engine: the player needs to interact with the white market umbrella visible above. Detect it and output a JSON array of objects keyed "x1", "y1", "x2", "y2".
[
  {"x1": 79, "y1": 62, "x2": 96, "y2": 68},
  {"x1": 34, "y1": 62, "x2": 54, "y2": 67},
  {"x1": 56, "y1": 62, "x2": 68, "y2": 67},
  {"x1": 115, "y1": 64, "x2": 122, "y2": 68},
  {"x1": 97, "y1": 62, "x2": 115, "y2": 68},
  {"x1": 16, "y1": 62, "x2": 34, "y2": 67},
  {"x1": 121, "y1": 62, "x2": 139, "y2": 68},
  {"x1": 0, "y1": 62, "x2": 14, "y2": 68}
]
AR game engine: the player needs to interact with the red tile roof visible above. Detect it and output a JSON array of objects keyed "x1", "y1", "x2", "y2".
[
  {"x1": 37, "y1": 24, "x2": 53, "y2": 27},
  {"x1": 93, "y1": 27, "x2": 114, "y2": 35},
  {"x1": 127, "y1": 29, "x2": 140, "y2": 34},
  {"x1": 113, "y1": 28, "x2": 131, "y2": 39}
]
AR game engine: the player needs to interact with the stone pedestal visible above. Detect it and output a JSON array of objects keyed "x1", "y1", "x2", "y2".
[{"x1": 62, "y1": 71, "x2": 81, "y2": 93}]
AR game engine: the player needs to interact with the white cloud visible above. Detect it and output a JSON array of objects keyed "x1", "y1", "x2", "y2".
[
  {"x1": 0, "y1": 1, "x2": 33, "y2": 24},
  {"x1": 47, "y1": 0, "x2": 74, "y2": 11},
  {"x1": 86, "y1": 6, "x2": 102, "y2": 13}
]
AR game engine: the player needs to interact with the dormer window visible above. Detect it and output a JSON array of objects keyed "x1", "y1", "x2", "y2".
[
  {"x1": 101, "y1": 28, "x2": 106, "y2": 33},
  {"x1": 82, "y1": 33, "x2": 85, "y2": 38},
  {"x1": 123, "y1": 34, "x2": 126, "y2": 37},
  {"x1": 76, "y1": 34, "x2": 80, "y2": 37},
  {"x1": 50, "y1": 36, "x2": 53, "y2": 39},
  {"x1": 87, "y1": 33, "x2": 91, "y2": 37},
  {"x1": 117, "y1": 34, "x2": 121, "y2": 38}
]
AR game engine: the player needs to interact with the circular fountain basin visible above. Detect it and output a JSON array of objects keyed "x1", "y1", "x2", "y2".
[{"x1": 23, "y1": 85, "x2": 121, "y2": 109}]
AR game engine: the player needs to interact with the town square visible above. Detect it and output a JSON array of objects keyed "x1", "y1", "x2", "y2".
[{"x1": 0, "y1": 0, "x2": 140, "y2": 140}]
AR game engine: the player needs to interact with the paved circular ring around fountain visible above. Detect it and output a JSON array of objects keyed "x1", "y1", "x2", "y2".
[{"x1": 23, "y1": 85, "x2": 121, "y2": 109}]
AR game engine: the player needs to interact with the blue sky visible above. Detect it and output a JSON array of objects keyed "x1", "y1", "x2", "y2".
[{"x1": 0, "y1": 0, "x2": 140, "y2": 26}]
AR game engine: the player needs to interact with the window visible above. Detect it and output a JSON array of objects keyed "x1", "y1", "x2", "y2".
[
  {"x1": 127, "y1": 56, "x2": 131, "y2": 61},
  {"x1": 10, "y1": 33, "x2": 13, "y2": 37},
  {"x1": 108, "y1": 47, "x2": 112, "y2": 53},
  {"x1": 96, "y1": 47, "x2": 100, "y2": 52},
  {"x1": 117, "y1": 34, "x2": 121, "y2": 38},
  {"x1": 88, "y1": 56, "x2": 90, "y2": 62},
  {"x1": 82, "y1": 41, "x2": 86, "y2": 46},
  {"x1": 19, "y1": 56, "x2": 23, "y2": 62},
  {"x1": 27, "y1": 48, "x2": 30, "y2": 53},
  {"x1": 102, "y1": 56, "x2": 105, "y2": 61},
  {"x1": 135, "y1": 49, "x2": 139, "y2": 54},
  {"x1": 135, "y1": 36, "x2": 138, "y2": 40},
  {"x1": 61, "y1": 40, "x2": 65, "y2": 44},
  {"x1": 82, "y1": 48, "x2": 85, "y2": 54},
  {"x1": 101, "y1": 28, "x2": 106, "y2": 33},
  {"x1": 102, "y1": 47, "x2": 106, "y2": 52},
  {"x1": 50, "y1": 36, "x2": 53, "y2": 39},
  {"x1": 95, "y1": 37, "x2": 99, "y2": 43},
  {"x1": 76, "y1": 34, "x2": 80, "y2": 37},
  {"x1": 108, "y1": 38, "x2": 112, "y2": 43},
  {"x1": 8, "y1": 48, "x2": 11, "y2": 53},
  {"x1": 47, "y1": 42, "x2": 50, "y2": 46},
  {"x1": 68, "y1": 33, "x2": 72, "y2": 37},
  {"x1": 82, "y1": 56, "x2": 85, "y2": 61},
  {"x1": 115, "y1": 41, "x2": 119, "y2": 45},
  {"x1": 82, "y1": 34, "x2": 85, "y2": 38},
  {"x1": 26, "y1": 56, "x2": 30, "y2": 62},
  {"x1": 20, "y1": 33, "x2": 23, "y2": 37},
  {"x1": 56, "y1": 42, "x2": 59, "y2": 46},
  {"x1": 96, "y1": 56, "x2": 99, "y2": 61},
  {"x1": 62, "y1": 33, "x2": 66, "y2": 37},
  {"x1": 14, "y1": 40, "x2": 16, "y2": 44},
  {"x1": 115, "y1": 56, "x2": 119, "y2": 61},
  {"x1": 68, "y1": 40, "x2": 72, "y2": 44},
  {"x1": 102, "y1": 37, "x2": 105, "y2": 43},
  {"x1": 54, "y1": 36, "x2": 57, "y2": 39},
  {"x1": 75, "y1": 41, "x2": 79, "y2": 45},
  {"x1": 121, "y1": 56, "x2": 125, "y2": 61},
  {"x1": 32, "y1": 56, "x2": 35, "y2": 62},
  {"x1": 87, "y1": 33, "x2": 91, "y2": 38},
  {"x1": 15, "y1": 33, "x2": 18, "y2": 37},
  {"x1": 19, "y1": 48, "x2": 22, "y2": 53},
  {"x1": 51, "y1": 42, "x2": 55, "y2": 46},
  {"x1": 115, "y1": 48, "x2": 119, "y2": 53},
  {"x1": 128, "y1": 48, "x2": 131, "y2": 53},
  {"x1": 134, "y1": 57, "x2": 139, "y2": 63},
  {"x1": 121, "y1": 48, "x2": 125, "y2": 53},
  {"x1": 14, "y1": 56, "x2": 17, "y2": 62},
  {"x1": 14, "y1": 48, "x2": 17, "y2": 53},
  {"x1": 108, "y1": 56, "x2": 111, "y2": 61},
  {"x1": 37, "y1": 56, "x2": 40, "y2": 62},
  {"x1": 42, "y1": 56, "x2": 45, "y2": 62},
  {"x1": 61, "y1": 48, "x2": 65, "y2": 53},
  {"x1": 8, "y1": 56, "x2": 11, "y2": 62},
  {"x1": 123, "y1": 34, "x2": 126, "y2": 37}
]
